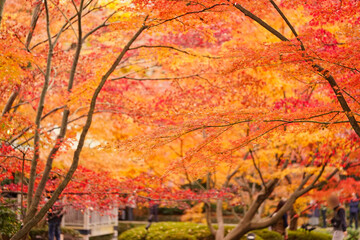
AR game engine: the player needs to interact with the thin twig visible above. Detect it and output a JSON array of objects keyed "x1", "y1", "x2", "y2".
[{"x1": 249, "y1": 149, "x2": 266, "y2": 190}]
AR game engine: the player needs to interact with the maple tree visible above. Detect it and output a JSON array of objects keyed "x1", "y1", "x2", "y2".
[
  {"x1": 0, "y1": 0, "x2": 166, "y2": 239},
  {"x1": 111, "y1": 0, "x2": 360, "y2": 239},
  {"x1": 0, "y1": 0, "x2": 239, "y2": 238},
  {"x1": 1, "y1": 0, "x2": 360, "y2": 240}
]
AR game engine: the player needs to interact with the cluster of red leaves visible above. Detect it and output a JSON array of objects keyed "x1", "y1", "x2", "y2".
[{"x1": 281, "y1": 0, "x2": 360, "y2": 25}]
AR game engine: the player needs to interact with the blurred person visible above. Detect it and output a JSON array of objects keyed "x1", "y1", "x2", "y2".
[
  {"x1": 349, "y1": 193, "x2": 359, "y2": 229},
  {"x1": 47, "y1": 199, "x2": 66, "y2": 240},
  {"x1": 328, "y1": 195, "x2": 347, "y2": 240},
  {"x1": 321, "y1": 204, "x2": 327, "y2": 228}
]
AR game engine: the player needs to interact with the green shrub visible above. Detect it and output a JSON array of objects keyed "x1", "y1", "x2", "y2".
[
  {"x1": 313, "y1": 228, "x2": 332, "y2": 235},
  {"x1": 252, "y1": 229, "x2": 282, "y2": 240},
  {"x1": 118, "y1": 227, "x2": 148, "y2": 240},
  {"x1": 162, "y1": 232, "x2": 196, "y2": 240},
  {"x1": 288, "y1": 230, "x2": 332, "y2": 240},
  {"x1": 224, "y1": 226, "x2": 279, "y2": 240},
  {"x1": 89, "y1": 234, "x2": 114, "y2": 240},
  {"x1": 61, "y1": 228, "x2": 82, "y2": 238},
  {"x1": 118, "y1": 222, "x2": 275, "y2": 240},
  {"x1": 346, "y1": 228, "x2": 360, "y2": 240},
  {"x1": 0, "y1": 206, "x2": 21, "y2": 240},
  {"x1": 119, "y1": 222, "x2": 212, "y2": 240},
  {"x1": 118, "y1": 222, "x2": 146, "y2": 235},
  {"x1": 29, "y1": 226, "x2": 81, "y2": 240}
]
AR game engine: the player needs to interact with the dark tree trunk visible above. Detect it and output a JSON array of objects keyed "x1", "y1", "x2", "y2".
[{"x1": 289, "y1": 206, "x2": 298, "y2": 230}]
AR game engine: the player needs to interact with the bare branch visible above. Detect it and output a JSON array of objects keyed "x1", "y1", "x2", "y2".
[
  {"x1": 150, "y1": 3, "x2": 228, "y2": 28},
  {"x1": 26, "y1": 0, "x2": 86, "y2": 221},
  {"x1": 2, "y1": 91, "x2": 19, "y2": 116},
  {"x1": 44, "y1": 0, "x2": 52, "y2": 47},
  {"x1": 231, "y1": 2, "x2": 288, "y2": 41},
  {"x1": 26, "y1": 0, "x2": 55, "y2": 209},
  {"x1": 269, "y1": 0, "x2": 305, "y2": 50},
  {"x1": 225, "y1": 179, "x2": 279, "y2": 240},
  {"x1": 50, "y1": 0, "x2": 78, "y2": 39},
  {"x1": 71, "y1": 0, "x2": 79, "y2": 14},
  {"x1": 247, "y1": 165, "x2": 334, "y2": 232},
  {"x1": 111, "y1": 74, "x2": 201, "y2": 81},
  {"x1": 25, "y1": 109, "x2": 70, "y2": 221},
  {"x1": 129, "y1": 45, "x2": 220, "y2": 59},
  {"x1": 300, "y1": 163, "x2": 327, "y2": 193},
  {"x1": 205, "y1": 202, "x2": 216, "y2": 235},
  {"x1": 312, "y1": 168, "x2": 339, "y2": 189},
  {"x1": 67, "y1": 0, "x2": 84, "y2": 91},
  {"x1": 297, "y1": 173, "x2": 313, "y2": 191},
  {"x1": 30, "y1": 0, "x2": 94, "y2": 50},
  {"x1": 343, "y1": 89, "x2": 360, "y2": 107},
  {"x1": 313, "y1": 64, "x2": 360, "y2": 136},
  {"x1": 82, "y1": 11, "x2": 116, "y2": 40},
  {"x1": 0, "y1": 0, "x2": 5, "y2": 26},
  {"x1": 25, "y1": 1, "x2": 42, "y2": 50},
  {"x1": 249, "y1": 149, "x2": 266, "y2": 190},
  {"x1": 0, "y1": 155, "x2": 32, "y2": 161}
]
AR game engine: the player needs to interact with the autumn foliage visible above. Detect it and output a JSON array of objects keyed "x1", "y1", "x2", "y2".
[{"x1": 0, "y1": 0, "x2": 360, "y2": 239}]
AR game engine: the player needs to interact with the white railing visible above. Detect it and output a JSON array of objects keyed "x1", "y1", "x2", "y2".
[
  {"x1": 88, "y1": 208, "x2": 117, "y2": 226},
  {"x1": 63, "y1": 206, "x2": 118, "y2": 240},
  {"x1": 64, "y1": 207, "x2": 85, "y2": 226}
]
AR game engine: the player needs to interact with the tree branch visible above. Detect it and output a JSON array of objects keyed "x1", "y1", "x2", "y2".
[
  {"x1": 26, "y1": 0, "x2": 55, "y2": 210},
  {"x1": 50, "y1": 0, "x2": 78, "y2": 39},
  {"x1": 231, "y1": 2, "x2": 288, "y2": 41},
  {"x1": 30, "y1": 0, "x2": 94, "y2": 50},
  {"x1": 67, "y1": 0, "x2": 84, "y2": 91},
  {"x1": 129, "y1": 45, "x2": 220, "y2": 59},
  {"x1": 82, "y1": 11, "x2": 116, "y2": 41},
  {"x1": 313, "y1": 64, "x2": 360, "y2": 136},
  {"x1": 232, "y1": 0, "x2": 360, "y2": 137},
  {"x1": 269, "y1": 0, "x2": 305, "y2": 50},
  {"x1": 248, "y1": 164, "x2": 335, "y2": 231},
  {"x1": 25, "y1": 2, "x2": 42, "y2": 50},
  {"x1": 224, "y1": 179, "x2": 279, "y2": 240},
  {"x1": 249, "y1": 149, "x2": 266, "y2": 190},
  {"x1": 150, "y1": 3, "x2": 228, "y2": 28},
  {"x1": 25, "y1": 109, "x2": 70, "y2": 222},
  {"x1": 0, "y1": 155, "x2": 32, "y2": 161},
  {"x1": 0, "y1": 0, "x2": 42, "y2": 116},
  {"x1": 215, "y1": 199, "x2": 225, "y2": 240},
  {"x1": 0, "y1": 0, "x2": 5, "y2": 26},
  {"x1": 25, "y1": 0, "x2": 86, "y2": 223},
  {"x1": 1, "y1": 91, "x2": 19, "y2": 116},
  {"x1": 9, "y1": 105, "x2": 65, "y2": 145},
  {"x1": 205, "y1": 202, "x2": 216, "y2": 235},
  {"x1": 111, "y1": 74, "x2": 201, "y2": 81},
  {"x1": 11, "y1": 20, "x2": 148, "y2": 240}
]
